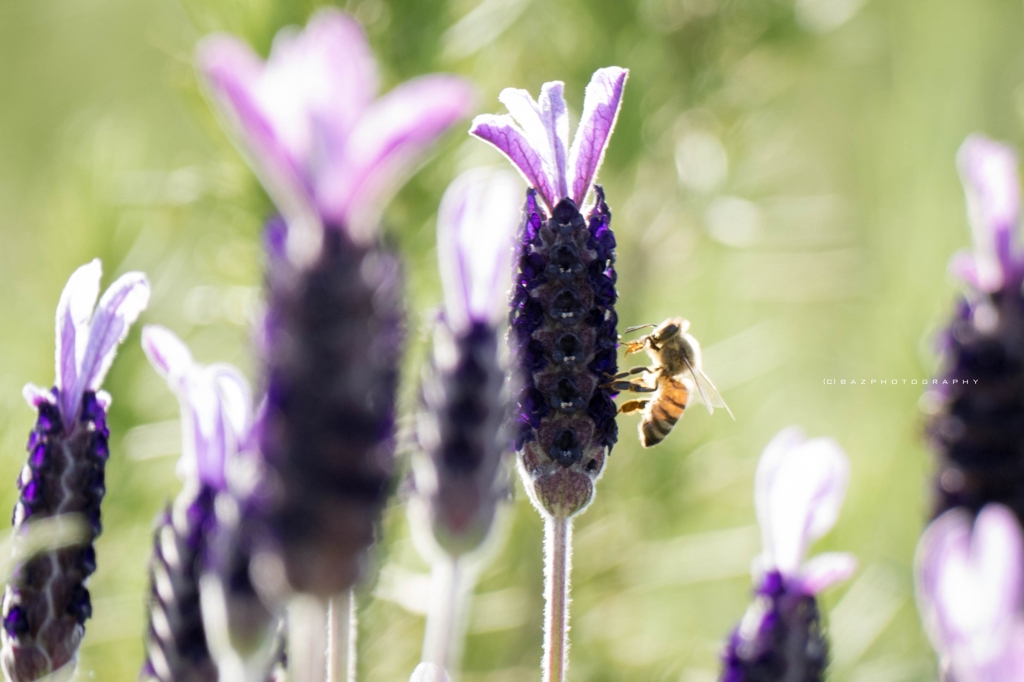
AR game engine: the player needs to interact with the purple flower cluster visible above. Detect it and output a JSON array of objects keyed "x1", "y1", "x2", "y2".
[
  {"x1": 721, "y1": 428, "x2": 856, "y2": 682},
  {"x1": 471, "y1": 68, "x2": 627, "y2": 518},
  {"x1": 928, "y1": 135, "x2": 1024, "y2": 525},
  {"x1": 2, "y1": 260, "x2": 149, "y2": 681},
  {"x1": 140, "y1": 326, "x2": 258, "y2": 681}
]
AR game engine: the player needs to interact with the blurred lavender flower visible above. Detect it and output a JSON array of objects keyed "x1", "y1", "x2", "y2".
[
  {"x1": 411, "y1": 167, "x2": 520, "y2": 557},
  {"x1": 721, "y1": 427, "x2": 856, "y2": 682},
  {"x1": 140, "y1": 326, "x2": 257, "y2": 682},
  {"x1": 2, "y1": 260, "x2": 149, "y2": 681},
  {"x1": 409, "y1": 168, "x2": 519, "y2": 672},
  {"x1": 916, "y1": 504, "x2": 1024, "y2": 681},
  {"x1": 470, "y1": 67, "x2": 627, "y2": 518},
  {"x1": 928, "y1": 135, "x2": 1024, "y2": 524},
  {"x1": 198, "y1": 10, "x2": 474, "y2": 596}
]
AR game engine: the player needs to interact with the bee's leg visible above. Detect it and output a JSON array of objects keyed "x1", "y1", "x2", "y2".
[
  {"x1": 609, "y1": 366, "x2": 650, "y2": 380},
  {"x1": 606, "y1": 380, "x2": 656, "y2": 393},
  {"x1": 622, "y1": 338, "x2": 649, "y2": 355},
  {"x1": 619, "y1": 399, "x2": 648, "y2": 415}
]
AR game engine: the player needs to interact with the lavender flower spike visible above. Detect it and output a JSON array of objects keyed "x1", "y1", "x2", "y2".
[
  {"x1": 721, "y1": 427, "x2": 857, "y2": 682},
  {"x1": 198, "y1": 12, "x2": 474, "y2": 597},
  {"x1": 928, "y1": 135, "x2": 1024, "y2": 526},
  {"x1": 916, "y1": 505, "x2": 1024, "y2": 682},
  {"x1": 412, "y1": 167, "x2": 520, "y2": 557},
  {"x1": 471, "y1": 67, "x2": 627, "y2": 518},
  {"x1": 140, "y1": 326, "x2": 255, "y2": 682},
  {"x1": 2, "y1": 260, "x2": 149, "y2": 682}
]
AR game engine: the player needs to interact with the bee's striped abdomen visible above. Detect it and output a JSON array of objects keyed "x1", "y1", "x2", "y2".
[{"x1": 640, "y1": 377, "x2": 689, "y2": 448}]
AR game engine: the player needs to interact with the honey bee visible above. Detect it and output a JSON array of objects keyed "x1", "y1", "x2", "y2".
[{"x1": 608, "y1": 317, "x2": 734, "y2": 447}]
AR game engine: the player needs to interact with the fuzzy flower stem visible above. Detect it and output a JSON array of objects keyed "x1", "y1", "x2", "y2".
[
  {"x1": 422, "y1": 557, "x2": 469, "y2": 671},
  {"x1": 327, "y1": 590, "x2": 356, "y2": 682},
  {"x1": 288, "y1": 596, "x2": 328, "y2": 682},
  {"x1": 542, "y1": 516, "x2": 572, "y2": 682}
]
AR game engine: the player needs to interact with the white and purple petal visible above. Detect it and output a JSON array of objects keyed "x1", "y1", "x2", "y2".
[
  {"x1": 437, "y1": 167, "x2": 521, "y2": 332},
  {"x1": 198, "y1": 35, "x2": 315, "y2": 222},
  {"x1": 470, "y1": 114, "x2": 558, "y2": 209},
  {"x1": 54, "y1": 259, "x2": 102, "y2": 422},
  {"x1": 539, "y1": 82, "x2": 570, "y2": 200},
  {"x1": 754, "y1": 426, "x2": 850, "y2": 576},
  {"x1": 317, "y1": 74, "x2": 475, "y2": 242},
  {"x1": 916, "y1": 504, "x2": 1024, "y2": 671},
  {"x1": 257, "y1": 10, "x2": 378, "y2": 163},
  {"x1": 567, "y1": 67, "x2": 628, "y2": 207},
  {"x1": 957, "y1": 134, "x2": 1024, "y2": 292},
  {"x1": 791, "y1": 551, "x2": 857, "y2": 595},
  {"x1": 74, "y1": 271, "x2": 150, "y2": 404}
]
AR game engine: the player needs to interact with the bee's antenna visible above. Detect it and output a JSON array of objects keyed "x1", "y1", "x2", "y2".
[{"x1": 622, "y1": 323, "x2": 656, "y2": 336}]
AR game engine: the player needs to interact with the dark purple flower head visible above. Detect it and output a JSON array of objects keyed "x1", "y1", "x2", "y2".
[
  {"x1": 721, "y1": 428, "x2": 855, "y2": 682},
  {"x1": 198, "y1": 9, "x2": 475, "y2": 263},
  {"x1": 928, "y1": 135, "x2": 1024, "y2": 526},
  {"x1": 411, "y1": 169, "x2": 519, "y2": 556},
  {"x1": 198, "y1": 11, "x2": 472, "y2": 596},
  {"x1": 3, "y1": 260, "x2": 149, "y2": 682},
  {"x1": 141, "y1": 326, "x2": 266, "y2": 682},
  {"x1": 470, "y1": 68, "x2": 627, "y2": 518},
  {"x1": 915, "y1": 505, "x2": 1024, "y2": 682}
]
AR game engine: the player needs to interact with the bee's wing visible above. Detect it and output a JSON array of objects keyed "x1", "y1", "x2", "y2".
[{"x1": 681, "y1": 356, "x2": 735, "y2": 420}]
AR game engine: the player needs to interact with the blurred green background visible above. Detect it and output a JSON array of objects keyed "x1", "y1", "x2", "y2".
[{"x1": 2, "y1": 0, "x2": 1022, "y2": 679}]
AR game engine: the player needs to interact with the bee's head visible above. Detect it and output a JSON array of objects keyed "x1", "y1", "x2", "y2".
[{"x1": 655, "y1": 317, "x2": 689, "y2": 342}]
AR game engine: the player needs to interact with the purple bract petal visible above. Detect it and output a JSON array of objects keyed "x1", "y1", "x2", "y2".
[
  {"x1": 258, "y1": 10, "x2": 378, "y2": 163},
  {"x1": 21, "y1": 384, "x2": 54, "y2": 409},
  {"x1": 916, "y1": 505, "x2": 1024, "y2": 681},
  {"x1": 792, "y1": 551, "x2": 857, "y2": 595},
  {"x1": 567, "y1": 67, "x2": 628, "y2": 207},
  {"x1": 437, "y1": 168, "x2": 522, "y2": 332},
  {"x1": 754, "y1": 426, "x2": 850, "y2": 577},
  {"x1": 142, "y1": 326, "x2": 253, "y2": 491},
  {"x1": 956, "y1": 134, "x2": 1024, "y2": 293},
  {"x1": 540, "y1": 82, "x2": 569, "y2": 201},
  {"x1": 54, "y1": 259, "x2": 102, "y2": 421},
  {"x1": 74, "y1": 271, "x2": 150, "y2": 404},
  {"x1": 317, "y1": 75, "x2": 476, "y2": 240},
  {"x1": 197, "y1": 35, "x2": 314, "y2": 224},
  {"x1": 470, "y1": 114, "x2": 558, "y2": 209}
]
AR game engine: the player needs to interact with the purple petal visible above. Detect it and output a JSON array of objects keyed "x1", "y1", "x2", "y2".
[
  {"x1": 957, "y1": 134, "x2": 1023, "y2": 292},
  {"x1": 143, "y1": 327, "x2": 252, "y2": 489},
  {"x1": 567, "y1": 67, "x2": 628, "y2": 207},
  {"x1": 197, "y1": 35, "x2": 314, "y2": 222},
  {"x1": 792, "y1": 552, "x2": 857, "y2": 595},
  {"x1": 22, "y1": 384, "x2": 55, "y2": 409},
  {"x1": 54, "y1": 260, "x2": 102, "y2": 422},
  {"x1": 260, "y1": 9, "x2": 378, "y2": 155},
  {"x1": 74, "y1": 271, "x2": 150, "y2": 403},
  {"x1": 471, "y1": 114, "x2": 557, "y2": 210},
  {"x1": 539, "y1": 82, "x2": 569, "y2": 200},
  {"x1": 142, "y1": 324, "x2": 195, "y2": 388},
  {"x1": 437, "y1": 168, "x2": 522, "y2": 332},
  {"x1": 915, "y1": 505, "x2": 1024, "y2": 664},
  {"x1": 755, "y1": 428, "x2": 849, "y2": 576},
  {"x1": 754, "y1": 426, "x2": 807, "y2": 563},
  {"x1": 317, "y1": 74, "x2": 475, "y2": 240}
]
